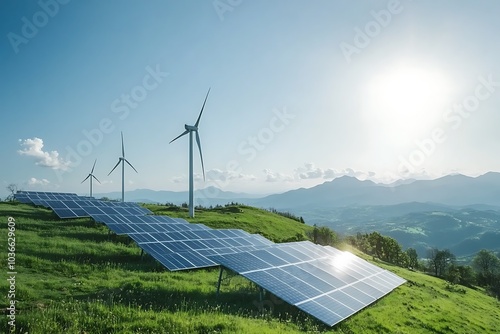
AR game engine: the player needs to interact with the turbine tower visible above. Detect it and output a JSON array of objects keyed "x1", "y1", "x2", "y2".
[
  {"x1": 170, "y1": 88, "x2": 210, "y2": 217},
  {"x1": 81, "y1": 159, "x2": 101, "y2": 198},
  {"x1": 108, "y1": 132, "x2": 138, "y2": 202}
]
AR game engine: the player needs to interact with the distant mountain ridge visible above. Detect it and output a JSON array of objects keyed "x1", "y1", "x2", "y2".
[
  {"x1": 252, "y1": 172, "x2": 500, "y2": 209},
  {"x1": 93, "y1": 172, "x2": 500, "y2": 209},
  {"x1": 93, "y1": 186, "x2": 261, "y2": 205}
]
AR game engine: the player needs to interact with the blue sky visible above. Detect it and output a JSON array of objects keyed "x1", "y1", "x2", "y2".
[{"x1": 1, "y1": 0, "x2": 500, "y2": 198}]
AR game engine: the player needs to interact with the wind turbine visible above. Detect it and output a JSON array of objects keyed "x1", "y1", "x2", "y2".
[
  {"x1": 81, "y1": 159, "x2": 101, "y2": 198},
  {"x1": 108, "y1": 131, "x2": 138, "y2": 202},
  {"x1": 170, "y1": 88, "x2": 210, "y2": 217}
]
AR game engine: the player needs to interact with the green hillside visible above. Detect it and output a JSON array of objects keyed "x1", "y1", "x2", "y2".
[{"x1": 1, "y1": 202, "x2": 499, "y2": 333}]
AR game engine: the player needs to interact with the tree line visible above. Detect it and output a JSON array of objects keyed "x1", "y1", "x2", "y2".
[{"x1": 346, "y1": 231, "x2": 500, "y2": 299}]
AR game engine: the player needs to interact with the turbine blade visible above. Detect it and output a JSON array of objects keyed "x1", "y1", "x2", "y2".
[
  {"x1": 195, "y1": 88, "x2": 211, "y2": 127},
  {"x1": 91, "y1": 159, "x2": 97, "y2": 173},
  {"x1": 195, "y1": 131, "x2": 205, "y2": 181},
  {"x1": 81, "y1": 174, "x2": 91, "y2": 184},
  {"x1": 169, "y1": 130, "x2": 189, "y2": 144},
  {"x1": 108, "y1": 160, "x2": 121, "y2": 176},
  {"x1": 121, "y1": 132, "x2": 125, "y2": 157},
  {"x1": 124, "y1": 159, "x2": 138, "y2": 173},
  {"x1": 92, "y1": 175, "x2": 101, "y2": 184}
]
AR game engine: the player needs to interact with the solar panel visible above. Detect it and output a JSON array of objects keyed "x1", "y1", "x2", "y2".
[
  {"x1": 124, "y1": 227, "x2": 275, "y2": 271},
  {"x1": 15, "y1": 191, "x2": 153, "y2": 219},
  {"x1": 210, "y1": 242, "x2": 405, "y2": 327},
  {"x1": 13, "y1": 193, "x2": 32, "y2": 204}
]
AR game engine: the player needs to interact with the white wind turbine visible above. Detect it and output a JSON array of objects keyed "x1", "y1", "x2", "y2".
[
  {"x1": 108, "y1": 132, "x2": 138, "y2": 202},
  {"x1": 170, "y1": 88, "x2": 210, "y2": 217},
  {"x1": 81, "y1": 159, "x2": 101, "y2": 198}
]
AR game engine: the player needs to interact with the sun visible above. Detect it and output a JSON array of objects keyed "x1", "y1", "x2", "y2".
[{"x1": 363, "y1": 63, "x2": 453, "y2": 146}]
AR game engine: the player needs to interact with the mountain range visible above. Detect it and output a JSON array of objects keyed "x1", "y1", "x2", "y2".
[{"x1": 94, "y1": 172, "x2": 500, "y2": 258}]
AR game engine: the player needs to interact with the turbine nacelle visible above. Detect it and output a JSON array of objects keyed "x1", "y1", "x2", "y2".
[{"x1": 185, "y1": 124, "x2": 198, "y2": 131}]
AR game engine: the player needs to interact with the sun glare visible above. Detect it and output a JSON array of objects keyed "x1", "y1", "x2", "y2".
[
  {"x1": 363, "y1": 64, "x2": 453, "y2": 145},
  {"x1": 331, "y1": 251, "x2": 355, "y2": 270}
]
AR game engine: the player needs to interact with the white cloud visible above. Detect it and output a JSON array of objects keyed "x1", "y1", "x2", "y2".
[
  {"x1": 206, "y1": 168, "x2": 256, "y2": 182},
  {"x1": 294, "y1": 163, "x2": 377, "y2": 181},
  {"x1": 294, "y1": 162, "x2": 325, "y2": 179},
  {"x1": 18, "y1": 137, "x2": 70, "y2": 171},
  {"x1": 188, "y1": 169, "x2": 256, "y2": 183},
  {"x1": 263, "y1": 169, "x2": 294, "y2": 182},
  {"x1": 28, "y1": 177, "x2": 50, "y2": 186},
  {"x1": 172, "y1": 176, "x2": 184, "y2": 183}
]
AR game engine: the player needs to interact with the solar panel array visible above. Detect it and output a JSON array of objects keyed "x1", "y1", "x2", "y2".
[
  {"x1": 14, "y1": 190, "x2": 405, "y2": 327},
  {"x1": 15, "y1": 190, "x2": 151, "y2": 218},
  {"x1": 210, "y1": 241, "x2": 405, "y2": 326}
]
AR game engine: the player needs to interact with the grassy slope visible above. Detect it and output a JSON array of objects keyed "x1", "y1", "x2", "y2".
[
  {"x1": 145, "y1": 204, "x2": 311, "y2": 242},
  {"x1": 0, "y1": 202, "x2": 498, "y2": 334}
]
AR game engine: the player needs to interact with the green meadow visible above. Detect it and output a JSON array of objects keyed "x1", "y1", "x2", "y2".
[{"x1": 0, "y1": 202, "x2": 498, "y2": 333}]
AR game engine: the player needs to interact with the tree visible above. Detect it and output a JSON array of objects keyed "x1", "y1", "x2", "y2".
[
  {"x1": 398, "y1": 251, "x2": 410, "y2": 268},
  {"x1": 6, "y1": 183, "x2": 18, "y2": 201},
  {"x1": 368, "y1": 232, "x2": 385, "y2": 260},
  {"x1": 383, "y1": 236, "x2": 402, "y2": 264},
  {"x1": 428, "y1": 248, "x2": 455, "y2": 277},
  {"x1": 489, "y1": 274, "x2": 500, "y2": 300},
  {"x1": 405, "y1": 248, "x2": 419, "y2": 270},
  {"x1": 310, "y1": 224, "x2": 319, "y2": 244},
  {"x1": 472, "y1": 249, "x2": 500, "y2": 286},
  {"x1": 456, "y1": 265, "x2": 476, "y2": 287},
  {"x1": 315, "y1": 226, "x2": 338, "y2": 246},
  {"x1": 445, "y1": 264, "x2": 461, "y2": 285}
]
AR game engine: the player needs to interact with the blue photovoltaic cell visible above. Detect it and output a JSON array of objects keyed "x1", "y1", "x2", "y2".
[
  {"x1": 328, "y1": 290, "x2": 365, "y2": 312},
  {"x1": 296, "y1": 262, "x2": 348, "y2": 288},
  {"x1": 266, "y1": 247, "x2": 303, "y2": 263},
  {"x1": 363, "y1": 276, "x2": 392, "y2": 294},
  {"x1": 351, "y1": 280, "x2": 385, "y2": 299},
  {"x1": 30, "y1": 198, "x2": 50, "y2": 207},
  {"x1": 266, "y1": 268, "x2": 322, "y2": 298},
  {"x1": 297, "y1": 300, "x2": 342, "y2": 327},
  {"x1": 52, "y1": 208, "x2": 78, "y2": 219},
  {"x1": 340, "y1": 285, "x2": 375, "y2": 304},
  {"x1": 128, "y1": 233, "x2": 151, "y2": 243},
  {"x1": 249, "y1": 250, "x2": 288, "y2": 267},
  {"x1": 315, "y1": 294, "x2": 355, "y2": 319},
  {"x1": 14, "y1": 194, "x2": 31, "y2": 203},
  {"x1": 245, "y1": 271, "x2": 309, "y2": 305},
  {"x1": 45, "y1": 200, "x2": 66, "y2": 209},
  {"x1": 281, "y1": 265, "x2": 337, "y2": 292},
  {"x1": 173, "y1": 251, "x2": 217, "y2": 269}
]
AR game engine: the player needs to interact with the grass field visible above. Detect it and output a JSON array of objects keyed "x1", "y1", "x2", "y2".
[{"x1": 1, "y1": 202, "x2": 499, "y2": 333}]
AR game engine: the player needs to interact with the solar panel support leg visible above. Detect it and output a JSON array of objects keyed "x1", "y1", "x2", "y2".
[
  {"x1": 216, "y1": 267, "x2": 224, "y2": 298},
  {"x1": 140, "y1": 249, "x2": 144, "y2": 259},
  {"x1": 259, "y1": 287, "x2": 264, "y2": 302}
]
